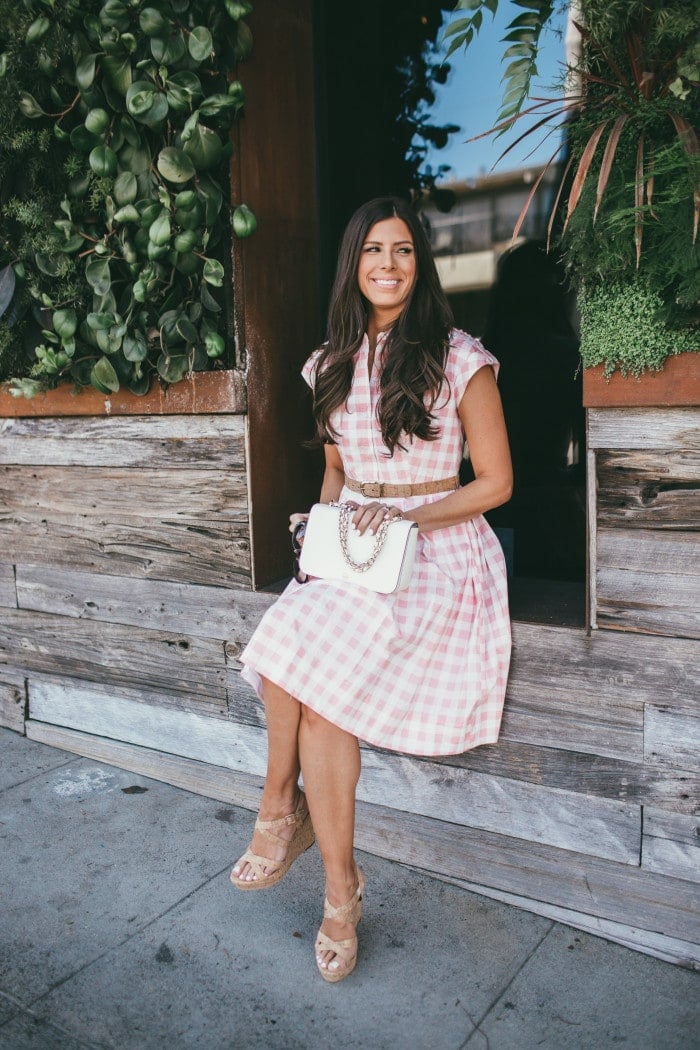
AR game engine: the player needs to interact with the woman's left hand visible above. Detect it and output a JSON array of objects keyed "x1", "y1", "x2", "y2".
[{"x1": 351, "y1": 501, "x2": 403, "y2": 536}]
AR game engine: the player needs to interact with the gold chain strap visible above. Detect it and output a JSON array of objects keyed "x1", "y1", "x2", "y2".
[{"x1": 337, "y1": 502, "x2": 390, "y2": 573}]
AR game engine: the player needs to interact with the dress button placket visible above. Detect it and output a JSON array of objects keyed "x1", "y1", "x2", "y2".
[{"x1": 367, "y1": 336, "x2": 383, "y2": 480}]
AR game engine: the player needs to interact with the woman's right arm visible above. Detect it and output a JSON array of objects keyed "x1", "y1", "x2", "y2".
[
  {"x1": 289, "y1": 443, "x2": 346, "y2": 535},
  {"x1": 319, "y1": 442, "x2": 346, "y2": 504}
]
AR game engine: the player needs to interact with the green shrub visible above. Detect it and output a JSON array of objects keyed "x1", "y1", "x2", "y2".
[{"x1": 579, "y1": 278, "x2": 699, "y2": 377}]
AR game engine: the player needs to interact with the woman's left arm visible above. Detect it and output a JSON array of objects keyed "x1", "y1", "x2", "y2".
[
  {"x1": 407, "y1": 365, "x2": 512, "y2": 533},
  {"x1": 351, "y1": 366, "x2": 512, "y2": 536}
]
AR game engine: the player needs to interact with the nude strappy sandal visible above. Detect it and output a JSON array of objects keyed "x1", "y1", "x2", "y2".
[
  {"x1": 315, "y1": 867, "x2": 365, "y2": 983},
  {"x1": 230, "y1": 792, "x2": 315, "y2": 891}
]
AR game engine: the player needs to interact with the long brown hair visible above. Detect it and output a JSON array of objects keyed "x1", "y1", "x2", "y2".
[{"x1": 313, "y1": 197, "x2": 454, "y2": 455}]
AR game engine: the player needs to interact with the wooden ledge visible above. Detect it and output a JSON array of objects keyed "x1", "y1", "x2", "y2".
[
  {"x1": 0, "y1": 368, "x2": 247, "y2": 418},
  {"x1": 583, "y1": 353, "x2": 700, "y2": 408}
]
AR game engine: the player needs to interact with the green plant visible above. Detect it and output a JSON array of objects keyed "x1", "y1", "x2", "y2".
[
  {"x1": 444, "y1": 0, "x2": 699, "y2": 375},
  {"x1": 0, "y1": 0, "x2": 256, "y2": 397},
  {"x1": 443, "y1": 0, "x2": 558, "y2": 133},
  {"x1": 579, "y1": 277, "x2": 698, "y2": 376}
]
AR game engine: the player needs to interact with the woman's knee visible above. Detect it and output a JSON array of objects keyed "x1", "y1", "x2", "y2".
[{"x1": 299, "y1": 703, "x2": 326, "y2": 732}]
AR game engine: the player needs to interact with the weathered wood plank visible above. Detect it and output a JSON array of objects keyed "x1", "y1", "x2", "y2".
[
  {"x1": 597, "y1": 528, "x2": 700, "y2": 577},
  {"x1": 26, "y1": 720, "x2": 265, "y2": 809},
  {"x1": 29, "y1": 680, "x2": 266, "y2": 775},
  {"x1": 16, "y1": 565, "x2": 271, "y2": 642},
  {"x1": 642, "y1": 808, "x2": 699, "y2": 884},
  {"x1": 0, "y1": 562, "x2": 16, "y2": 609},
  {"x1": 645, "y1": 706, "x2": 700, "y2": 774},
  {"x1": 359, "y1": 749, "x2": 640, "y2": 864},
  {"x1": 0, "y1": 415, "x2": 246, "y2": 468},
  {"x1": 25, "y1": 721, "x2": 699, "y2": 962},
  {"x1": 226, "y1": 671, "x2": 266, "y2": 725},
  {"x1": 504, "y1": 624, "x2": 643, "y2": 761},
  {"x1": 433, "y1": 873, "x2": 699, "y2": 969},
  {"x1": 587, "y1": 407, "x2": 700, "y2": 451},
  {"x1": 357, "y1": 805, "x2": 699, "y2": 947},
  {"x1": 596, "y1": 450, "x2": 700, "y2": 530},
  {"x1": 501, "y1": 701, "x2": 642, "y2": 763},
  {"x1": 430, "y1": 739, "x2": 698, "y2": 815},
  {"x1": 587, "y1": 446, "x2": 597, "y2": 629},
  {"x1": 2, "y1": 517, "x2": 250, "y2": 588},
  {"x1": 595, "y1": 525, "x2": 700, "y2": 638},
  {"x1": 0, "y1": 670, "x2": 25, "y2": 732},
  {"x1": 0, "y1": 612, "x2": 228, "y2": 707},
  {"x1": 509, "y1": 622, "x2": 699, "y2": 716},
  {"x1": 0, "y1": 459, "x2": 252, "y2": 585},
  {"x1": 28, "y1": 673, "x2": 229, "y2": 722},
  {"x1": 26, "y1": 684, "x2": 640, "y2": 863},
  {"x1": 596, "y1": 567, "x2": 700, "y2": 639},
  {"x1": 0, "y1": 465, "x2": 248, "y2": 519}
]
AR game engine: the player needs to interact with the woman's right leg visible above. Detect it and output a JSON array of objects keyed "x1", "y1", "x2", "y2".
[
  {"x1": 298, "y1": 706, "x2": 362, "y2": 977},
  {"x1": 232, "y1": 675, "x2": 304, "y2": 882}
]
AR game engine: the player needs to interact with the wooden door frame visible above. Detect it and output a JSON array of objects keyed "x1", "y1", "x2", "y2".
[{"x1": 230, "y1": 0, "x2": 323, "y2": 588}]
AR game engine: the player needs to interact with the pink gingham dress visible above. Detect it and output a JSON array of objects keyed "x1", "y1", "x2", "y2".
[{"x1": 240, "y1": 328, "x2": 511, "y2": 756}]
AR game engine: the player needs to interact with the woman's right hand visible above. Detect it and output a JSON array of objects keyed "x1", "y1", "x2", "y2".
[{"x1": 289, "y1": 512, "x2": 309, "y2": 538}]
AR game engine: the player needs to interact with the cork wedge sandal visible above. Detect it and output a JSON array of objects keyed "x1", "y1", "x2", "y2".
[
  {"x1": 315, "y1": 867, "x2": 365, "y2": 983},
  {"x1": 230, "y1": 792, "x2": 315, "y2": 891}
]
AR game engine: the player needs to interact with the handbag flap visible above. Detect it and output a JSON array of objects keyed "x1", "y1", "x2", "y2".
[{"x1": 299, "y1": 503, "x2": 418, "y2": 593}]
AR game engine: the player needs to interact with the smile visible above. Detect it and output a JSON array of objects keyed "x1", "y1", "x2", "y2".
[{"x1": 371, "y1": 279, "x2": 400, "y2": 288}]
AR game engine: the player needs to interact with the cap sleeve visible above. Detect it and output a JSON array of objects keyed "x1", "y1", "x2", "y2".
[
  {"x1": 301, "y1": 348, "x2": 323, "y2": 389},
  {"x1": 448, "y1": 330, "x2": 500, "y2": 406}
]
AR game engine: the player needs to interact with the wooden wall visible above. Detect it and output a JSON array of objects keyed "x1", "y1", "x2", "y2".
[
  {"x1": 588, "y1": 406, "x2": 700, "y2": 639},
  {"x1": 1, "y1": 406, "x2": 698, "y2": 968},
  {"x1": 0, "y1": 413, "x2": 252, "y2": 726}
]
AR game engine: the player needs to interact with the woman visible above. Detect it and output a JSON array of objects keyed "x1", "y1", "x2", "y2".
[{"x1": 231, "y1": 197, "x2": 513, "y2": 983}]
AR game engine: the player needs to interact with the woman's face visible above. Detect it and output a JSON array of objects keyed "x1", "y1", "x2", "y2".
[{"x1": 357, "y1": 217, "x2": 417, "y2": 327}]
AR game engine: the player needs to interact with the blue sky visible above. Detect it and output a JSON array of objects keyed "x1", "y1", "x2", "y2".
[{"x1": 426, "y1": 3, "x2": 569, "y2": 182}]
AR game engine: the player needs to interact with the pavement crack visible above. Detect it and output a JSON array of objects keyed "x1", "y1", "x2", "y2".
[
  {"x1": 23, "y1": 861, "x2": 233, "y2": 1014},
  {"x1": 0, "y1": 989, "x2": 106, "y2": 1049},
  {"x1": 460, "y1": 921, "x2": 556, "y2": 1046},
  {"x1": 456, "y1": 999, "x2": 490, "y2": 1049},
  {"x1": 0, "y1": 755, "x2": 76, "y2": 794}
]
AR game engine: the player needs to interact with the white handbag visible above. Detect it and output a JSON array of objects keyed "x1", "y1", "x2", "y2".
[{"x1": 298, "y1": 502, "x2": 419, "y2": 593}]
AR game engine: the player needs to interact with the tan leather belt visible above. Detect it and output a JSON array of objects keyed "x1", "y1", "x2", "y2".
[{"x1": 344, "y1": 475, "x2": 459, "y2": 498}]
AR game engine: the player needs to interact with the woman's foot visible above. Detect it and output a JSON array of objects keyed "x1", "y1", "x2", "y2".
[
  {"x1": 315, "y1": 867, "x2": 365, "y2": 982},
  {"x1": 230, "y1": 791, "x2": 315, "y2": 890}
]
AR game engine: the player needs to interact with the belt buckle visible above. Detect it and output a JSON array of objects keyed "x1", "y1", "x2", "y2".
[{"x1": 361, "y1": 482, "x2": 382, "y2": 498}]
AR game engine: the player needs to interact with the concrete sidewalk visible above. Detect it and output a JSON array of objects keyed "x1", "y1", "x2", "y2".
[{"x1": 0, "y1": 727, "x2": 697, "y2": 1050}]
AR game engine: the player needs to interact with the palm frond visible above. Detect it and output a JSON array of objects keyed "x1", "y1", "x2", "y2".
[
  {"x1": 634, "y1": 135, "x2": 645, "y2": 267},
  {"x1": 594, "y1": 113, "x2": 628, "y2": 223},
  {"x1": 443, "y1": 0, "x2": 555, "y2": 134},
  {"x1": 668, "y1": 112, "x2": 699, "y2": 242},
  {"x1": 563, "y1": 120, "x2": 609, "y2": 232},
  {"x1": 511, "y1": 142, "x2": 563, "y2": 242}
]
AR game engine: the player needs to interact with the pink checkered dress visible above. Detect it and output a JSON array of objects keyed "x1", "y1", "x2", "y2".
[{"x1": 240, "y1": 329, "x2": 511, "y2": 756}]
